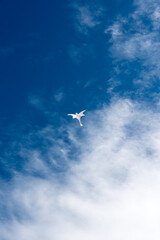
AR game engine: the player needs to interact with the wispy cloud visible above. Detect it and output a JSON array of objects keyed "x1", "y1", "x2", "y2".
[
  {"x1": 1, "y1": 99, "x2": 160, "y2": 239},
  {"x1": 28, "y1": 93, "x2": 44, "y2": 111},
  {"x1": 54, "y1": 89, "x2": 64, "y2": 103},
  {"x1": 71, "y1": 1, "x2": 104, "y2": 34},
  {"x1": 68, "y1": 43, "x2": 94, "y2": 64},
  {"x1": 68, "y1": 44, "x2": 82, "y2": 64},
  {"x1": 105, "y1": 0, "x2": 160, "y2": 91},
  {"x1": 84, "y1": 78, "x2": 96, "y2": 88}
]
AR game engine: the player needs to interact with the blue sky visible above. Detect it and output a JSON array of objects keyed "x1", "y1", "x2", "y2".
[{"x1": 1, "y1": 0, "x2": 160, "y2": 239}]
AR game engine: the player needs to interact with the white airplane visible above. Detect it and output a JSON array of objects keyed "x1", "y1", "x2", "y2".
[{"x1": 68, "y1": 110, "x2": 86, "y2": 127}]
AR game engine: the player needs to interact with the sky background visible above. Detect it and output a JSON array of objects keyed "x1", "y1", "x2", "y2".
[{"x1": 1, "y1": 0, "x2": 160, "y2": 239}]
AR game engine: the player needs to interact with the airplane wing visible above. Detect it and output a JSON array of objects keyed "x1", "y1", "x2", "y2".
[
  {"x1": 67, "y1": 114, "x2": 77, "y2": 119},
  {"x1": 78, "y1": 110, "x2": 86, "y2": 117}
]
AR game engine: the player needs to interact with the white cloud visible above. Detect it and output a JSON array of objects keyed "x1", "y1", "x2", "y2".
[
  {"x1": 68, "y1": 43, "x2": 94, "y2": 64},
  {"x1": 104, "y1": 22, "x2": 123, "y2": 39},
  {"x1": 54, "y1": 91, "x2": 64, "y2": 103},
  {"x1": 105, "y1": 0, "x2": 160, "y2": 89},
  {"x1": 28, "y1": 94, "x2": 44, "y2": 110},
  {"x1": 1, "y1": 99, "x2": 160, "y2": 239},
  {"x1": 84, "y1": 78, "x2": 96, "y2": 88},
  {"x1": 68, "y1": 44, "x2": 82, "y2": 64},
  {"x1": 71, "y1": 2, "x2": 104, "y2": 34}
]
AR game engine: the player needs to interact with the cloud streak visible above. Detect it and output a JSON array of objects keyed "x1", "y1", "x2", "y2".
[
  {"x1": 105, "y1": 0, "x2": 160, "y2": 92},
  {"x1": 71, "y1": 1, "x2": 104, "y2": 34},
  {"x1": 1, "y1": 99, "x2": 160, "y2": 239}
]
